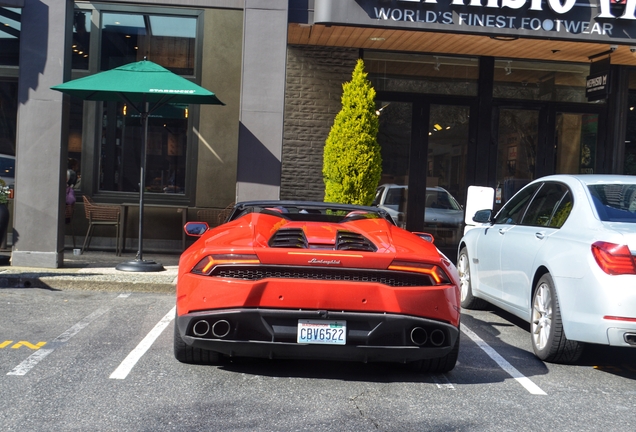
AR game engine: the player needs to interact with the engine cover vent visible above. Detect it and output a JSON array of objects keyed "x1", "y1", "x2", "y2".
[
  {"x1": 335, "y1": 231, "x2": 377, "y2": 252},
  {"x1": 269, "y1": 228, "x2": 308, "y2": 249}
]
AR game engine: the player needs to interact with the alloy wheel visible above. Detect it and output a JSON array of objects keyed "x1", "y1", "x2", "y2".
[
  {"x1": 532, "y1": 282, "x2": 553, "y2": 351},
  {"x1": 458, "y1": 252, "x2": 470, "y2": 303}
]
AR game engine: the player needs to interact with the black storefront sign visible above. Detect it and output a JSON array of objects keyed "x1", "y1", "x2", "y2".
[
  {"x1": 586, "y1": 56, "x2": 611, "y2": 101},
  {"x1": 314, "y1": 0, "x2": 636, "y2": 44}
]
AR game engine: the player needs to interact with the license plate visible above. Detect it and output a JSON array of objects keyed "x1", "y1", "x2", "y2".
[{"x1": 297, "y1": 320, "x2": 346, "y2": 345}]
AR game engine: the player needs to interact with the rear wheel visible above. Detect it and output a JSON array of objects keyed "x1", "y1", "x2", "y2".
[
  {"x1": 531, "y1": 274, "x2": 583, "y2": 363},
  {"x1": 174, "y1": 316, "x2": 223, "y2": 365},
  {"x1": 409, "y1": 331, "x2": 460, "y2": 373},
  {"x1": 457, "y1": 247, "x2": 487, "y2": 309}
]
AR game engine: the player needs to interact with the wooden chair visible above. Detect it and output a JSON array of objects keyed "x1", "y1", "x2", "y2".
[
  {"x1": 81, "y1": 196, "x2": 121, "y2": 255},
  {"x1": 217, "y1": 202, "x2": 235, "y2": 225},
  {"x1": 196, "y1": 202, "x2": 235, "y2": 228}
]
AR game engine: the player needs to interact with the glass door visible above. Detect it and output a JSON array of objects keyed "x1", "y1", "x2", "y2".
[
  {"x1": 424, "y1": 104, "x2": 470, "y2": 252},
  {"x1": 374, "y1": 101, "x2": 412, "y2": 228},
  {"x1": 495, "y1": 108, "x2": 540, "y2": 206},
  {"x1": 555, "y1": 112, "x2": 598, "y2": 174}
]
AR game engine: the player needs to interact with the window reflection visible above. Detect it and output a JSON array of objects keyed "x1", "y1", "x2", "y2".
[
  {"x1": 496, "y1": 108, "x2": 539, "y2": 204},
  {"x1": 101, "y1": 12, "x2": 196, "y2": 74},
  {"x1": 0, "y1": 7, "x2": 21, "y2": 66},
  {"x1": 99, "y1": 101, "x2": 189, "y2": 194},
  {"x1": 366, "y1": 51, "x2": 478, "y2": 96},
  {"x1": 72, "y1": 8, "x2": 91, "y2": 70},
  {"x1": 0, "y1": 80, "x2": 17, "y2": 156},
  {"x1": 493, "y1": 60, "x2": 589, "y2": 103}
]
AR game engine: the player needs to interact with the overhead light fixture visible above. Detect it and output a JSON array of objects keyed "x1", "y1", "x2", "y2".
[
  {"x1": 491, "y1": 35, "x2": 518, "y2": 41},
  {"x1": 369, "y1": 37, "x2": 386, "y2": 41}
]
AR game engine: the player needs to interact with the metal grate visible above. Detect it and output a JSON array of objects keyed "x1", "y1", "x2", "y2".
[{"x1": 210, "y1": 265, "x2": 435, "y2": 287}]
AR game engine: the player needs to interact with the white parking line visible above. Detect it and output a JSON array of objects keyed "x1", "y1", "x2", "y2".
[
  {"x1": 461, "y1": 325, "x2": 547, "y2": 395},
  {"x1": 109, "y1": 306, "x2": 176, "y2": 380},
  {"x1": 432, "y1": 374, "x2": 455, "y2": 390},
  {"x1": 7, "y1": 307, "x2": 109, "y2": 376}
]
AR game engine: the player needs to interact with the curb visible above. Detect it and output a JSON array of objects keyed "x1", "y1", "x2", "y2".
[{"x1": 0, "y1": 267, "x2": 178, "y2": 293}]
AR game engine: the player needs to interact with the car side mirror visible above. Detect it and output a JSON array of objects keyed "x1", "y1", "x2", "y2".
[
  {"x1": 472, "y1": 209, "x2": 493, "y2": 223},
  {"x1": 184, "y1": 221, "x2": 209, "y2": 236},
  {"x1": 413, "y1": 232, "x2": 435, "y2": 243}
]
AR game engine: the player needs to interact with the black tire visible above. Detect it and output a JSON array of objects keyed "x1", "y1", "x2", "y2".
[
  {"x1": 531, "y1": 274, "x2": 583, "y2": 364},
  {"x1": 457, "y1": 247, "x2": 488, "y2": 310},
  {"x1": 174, "y1": 317, "x2": 223, "y2": 365},
  {"x1": 410, "y1": 331, "x2": 460, "y2": 373}
]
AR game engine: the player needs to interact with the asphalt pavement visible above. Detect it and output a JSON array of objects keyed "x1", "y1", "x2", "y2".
[{"x1": 0, "y1": 249, "x2": 180, "y2": 293}]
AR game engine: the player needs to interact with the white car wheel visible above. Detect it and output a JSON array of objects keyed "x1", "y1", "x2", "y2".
[
  {"x1": 531, "y1": 274, "x2": 583, "y2": 363},
  {"x1": 457, "y1": 248, "x2": 487, "y2": 309},
  {"x1": 531, "y1": 281, "x2": 552, "y2": 351}
]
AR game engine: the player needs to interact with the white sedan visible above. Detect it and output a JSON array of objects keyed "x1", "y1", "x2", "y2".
[{"x1": 458, "y1": 175, "x2": 636, "y2": 363}]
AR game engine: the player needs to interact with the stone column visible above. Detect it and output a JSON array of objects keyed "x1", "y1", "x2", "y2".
[
  {"x1": 12, "y1": 0, "x2": 73, "y2": 267},
  {"x1": 236, "y1": 0, "x2": 289, "y2": 201}
]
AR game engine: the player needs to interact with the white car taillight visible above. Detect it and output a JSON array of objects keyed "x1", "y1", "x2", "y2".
[{"x1": 591, "y1": 241, "x2": 636, "y2": 275}]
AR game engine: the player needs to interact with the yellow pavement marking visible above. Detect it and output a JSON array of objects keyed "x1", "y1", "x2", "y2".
[
  {"x1": 0, "y1": 340, "x2": 13, "y2": 348},
  {"x1": 10, "y1": 341, "x2": 47, "y2": 350}
]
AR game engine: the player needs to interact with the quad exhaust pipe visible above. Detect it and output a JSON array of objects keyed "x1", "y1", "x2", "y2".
[
  {"x1": 410, "y1": 327, "x2": 428, "y2": 346},
  {"x1": 212, "y1": 320, "x2": 231, "y2": 338},
  {"x1": 192, "y1": 320, "x2": 210, "y2": 337},
  {"x1": 410, "y1": 327, "x2": 446, "y2": 346},
  {"x1": 192, "y1": 319, "x2": 231, "y2": 338},
  {"x1": 430, "y1": 329, "x2": 445, "y2": 347}
]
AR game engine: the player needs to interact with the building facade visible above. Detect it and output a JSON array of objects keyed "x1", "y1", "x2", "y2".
[{"x1": 1, "y1": 0, "x2": 635, "y2": 266}]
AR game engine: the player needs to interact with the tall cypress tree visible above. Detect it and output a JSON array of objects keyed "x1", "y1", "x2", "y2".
[{"x1": 323, "y1": 59, "x2": 382, "y2": 206}]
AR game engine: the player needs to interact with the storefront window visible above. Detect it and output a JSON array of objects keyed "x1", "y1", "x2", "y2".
[
  {"x1": 101, "y1": 12, "x2": 196, "y2": 74},
  {"x1": 366, "y1": 51, "x2": 478, "y2": 96},
  {"x1": 426, "y1": 104, "x2": 469, "y2": 250},
  {"x1": 374, "y1": 101, "x2": 412, "y2": 228},
  {"x1": 0, "y1": 7, "x2": 20, "y2": 66},
  {"x1": 496, "y1": 108, "x2": 539, "y2": 204},
  {"x1": 72, "y1": 7, "x2": 91, "y2": 70},
  {"x1": 99, "y1": 101, "x2": 189, "y2": 194},
  {"x1": 555, "y1": 113, "x2": 598, "y2": 175},
  {"x1": 625, "y1": 70, "x2": 636, "y2": 175},
  {"x1": 0, "y1": 80, "x2": 17, "y2": 157},
  {"x1": 493, "y1": 60, "x2": 589, "y2": 103}
]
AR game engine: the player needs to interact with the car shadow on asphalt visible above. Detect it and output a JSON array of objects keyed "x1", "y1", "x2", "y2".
[
  {"x1": 459, "y1": 310, "x2": 550, "y2": 383},
  {"x1": 217, "y1": 357, "x2": 434, "y2": 383},
  {"x1": 466, "y1": 304, "x2": 636, "y2": 381}
]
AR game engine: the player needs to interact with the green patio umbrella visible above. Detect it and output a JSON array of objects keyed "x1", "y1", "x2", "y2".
[{"x1": 52, "y1": 59, "x2": 224, "y2": 272}]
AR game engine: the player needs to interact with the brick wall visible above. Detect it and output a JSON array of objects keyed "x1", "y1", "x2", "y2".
[{"x1": 281, "y1": 46, "x2": 359, "y2": 201}]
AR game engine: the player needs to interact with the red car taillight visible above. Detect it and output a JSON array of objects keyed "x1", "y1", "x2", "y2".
[
  {"x1": 388, "y1": 260, "x2": 451, "y2": 284},
  {"x1": 192, "y1": 254, "x2": 260, "y2": 275},
  {"x1": 591, "y1": 242, "x2": 636, "y2": 275}
]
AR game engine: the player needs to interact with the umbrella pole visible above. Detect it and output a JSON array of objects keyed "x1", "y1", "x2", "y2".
[{"x1": 116, "y1": 101, "x2": 164, "y2": 272}]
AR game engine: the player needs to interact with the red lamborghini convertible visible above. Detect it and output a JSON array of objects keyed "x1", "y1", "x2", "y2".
[{"x1": 174, "y1": 201, "x2": 461, "y2": 372}]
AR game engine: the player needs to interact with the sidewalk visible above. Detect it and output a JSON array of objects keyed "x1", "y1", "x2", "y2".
[{"x1": 0, "y1": 250, "x2": 181, "y2": 293}]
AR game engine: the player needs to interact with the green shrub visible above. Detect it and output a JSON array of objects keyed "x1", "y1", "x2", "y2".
[{"x1": 323, "y1": 59, "x2": 382, "y2": 206}]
